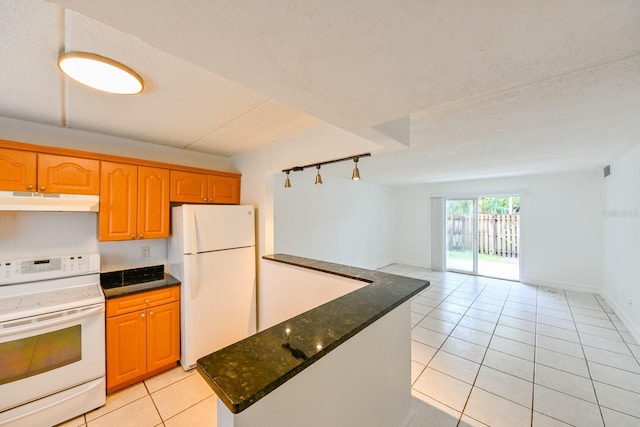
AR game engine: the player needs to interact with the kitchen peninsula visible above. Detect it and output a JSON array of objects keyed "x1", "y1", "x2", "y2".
[{"x1": 197, "y1": 254, "x2": 429, "y2": 427}]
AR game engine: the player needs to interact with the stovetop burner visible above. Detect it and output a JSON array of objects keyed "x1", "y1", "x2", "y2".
[
  {"x1": 0, "y1": 297, "x2": 21, "y2": 314},
  {"x1": 39, "y1": 284, "x2": 101, "y2": 307},
  {"x1": 0, "y1": 253, "x2": 103, "y2": 323}
]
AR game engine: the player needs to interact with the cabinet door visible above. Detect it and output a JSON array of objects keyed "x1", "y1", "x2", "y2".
[
  {"x1": 99, "y1": 162, "x2": 137, "y2": 241},
  {"x1": 170, "y1": 170, "x2": 208, "y2": 203},
  {"x1": 0, "y1": 148, "x2": 37, "y2": 191},
  {"x1": 106, "y1": 311, "x2": 147, "y2": 394},
  {"x1": 37, "y1": 153, "x2": 99, "y2": 194},
  {"x1": 208, "y1": 175, "x2": 240, "y2": 204},
  {"x1": 146, "y1": 301, "x2": 180, "y2": 373},
  {"x1": 138, "y1": 166, "x2": 170, "y2": 239}
]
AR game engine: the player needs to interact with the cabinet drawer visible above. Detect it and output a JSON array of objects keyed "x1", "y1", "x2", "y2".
[{"x1": 106, "y1": 286, "x2": 180, "y2": 317}]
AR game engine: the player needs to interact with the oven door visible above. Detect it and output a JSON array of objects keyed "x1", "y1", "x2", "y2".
[{"x1": 0, "y1": 303, "x2": 105, "y2": 413}]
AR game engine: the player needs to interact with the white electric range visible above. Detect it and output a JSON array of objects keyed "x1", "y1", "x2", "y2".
[{"x1": 0, "y1": 253, "x2": 106, "y2": 427}]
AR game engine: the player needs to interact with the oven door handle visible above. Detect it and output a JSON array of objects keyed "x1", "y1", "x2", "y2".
[{"x1": 0, "y1": 304, "x2": 104, "y2": 338}]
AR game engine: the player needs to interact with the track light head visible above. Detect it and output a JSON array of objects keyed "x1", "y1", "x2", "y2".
[
  {"x1": 352, "y1": 157, "x2": 360, "y2": 181},
  {"x1": 284, "y1": 170, "x2": 291, "y2": 188}
]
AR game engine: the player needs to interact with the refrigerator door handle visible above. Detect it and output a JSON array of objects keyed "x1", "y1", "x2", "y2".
[{"x1": 189, "y1": 208, "x2": 200, "y2": 299}]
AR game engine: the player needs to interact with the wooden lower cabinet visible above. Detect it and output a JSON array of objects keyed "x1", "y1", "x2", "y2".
[{"x1": 106, "y1": 286, "x2": 180, "y2": 394}]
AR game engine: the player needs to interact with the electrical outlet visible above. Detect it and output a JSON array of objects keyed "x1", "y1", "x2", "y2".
[{"x1": 140, "y1": 246, "x2": 150, "y2": 258}]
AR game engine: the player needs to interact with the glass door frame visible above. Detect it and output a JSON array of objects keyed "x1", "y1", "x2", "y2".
[
  {"x1": 444, "y1": 194, "x2": 521, "y2": 280},
  {"x1": 445, "y1": 198, "x2": 478, "y2": 275}
]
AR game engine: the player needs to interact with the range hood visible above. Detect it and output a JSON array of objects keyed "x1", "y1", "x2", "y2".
[{"x1": 0, "y1": 191, "x2": 99, "y2": 212}]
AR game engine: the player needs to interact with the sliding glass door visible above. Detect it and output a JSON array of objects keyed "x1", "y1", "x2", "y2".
[
  {"x1": 445, "y1": 196, "x2": 520, "y2": 280},
  {"x1": 445, "y1": 199, "x2": 476, "y2": 273}
]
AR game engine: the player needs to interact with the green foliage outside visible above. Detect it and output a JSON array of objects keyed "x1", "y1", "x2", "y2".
[
  {"x1": 447, "y1": 196, "x2": 520, "y2": 215},
  {"x1": 479, "y1": 196, "x2": 520, "y2": 214}
]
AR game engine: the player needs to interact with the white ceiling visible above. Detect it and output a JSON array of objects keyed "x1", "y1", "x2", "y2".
[{"x1": 1, "y1": 0, "x2": 639, "y2": 184}]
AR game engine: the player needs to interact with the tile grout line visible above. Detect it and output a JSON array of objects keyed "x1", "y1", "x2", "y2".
[
  {"x1": 454, "y1": 277, "x2": 512, "y2": 427},
  {"x1": 565, "y1": 291, "x2": 607, "y2": 426},
  {"x1": 530, "y1": 284, "x2": 539, "y2": 427},
  {"x1": 399, "y1": 266, "x2": 640, "y2": 425},
  {"x1": 143, "y1": 380, "x2": 166, "y2": 425},
  {"x1": 595, "y1": 292, "x2": 640, "y2": 367}
]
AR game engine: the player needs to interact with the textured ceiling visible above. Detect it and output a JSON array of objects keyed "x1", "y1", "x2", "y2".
[{"x1": 2, "y1": 0, "x2": 640, "y2": 184}]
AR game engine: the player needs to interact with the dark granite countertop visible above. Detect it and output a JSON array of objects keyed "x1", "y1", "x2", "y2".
[
  {"x1": 196, "y1": 253, "x2": 429, "y2": 414},
  {"x1": 100, "y1": 265, "x2": 180, "y2": 299}
]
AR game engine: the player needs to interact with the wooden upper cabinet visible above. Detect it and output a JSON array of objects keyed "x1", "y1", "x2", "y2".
[
  {"x1": 137, "y1": 166, "x2": 170, "y2": 239},
  {"x1": 0, "y1": 140, "x2": 240, "y2": 206},
  {"x1": 170, "y1": 170, "x2": 240, "y2": 204},
  {"x1": 99, "y1": 162, "x2": 137, "y2": 241},
  {"x1": 169, "y1": 170, "x2": 208, "y2": 203},
  {"x1": 0, "y1": 149, "x2": 99, "y2": 194},
  {"x1": 37, "y1": 153, "x2": 99, "y2": 194},
  {"x1": 0, "y1": 148, "x2": 37, "y2": 191},
  {"x1": 208, "y1": 175, "x2": 240, "y2": 204},
  {"x1": 99, "y1": 162, "x2": 170, "y2": 241}
]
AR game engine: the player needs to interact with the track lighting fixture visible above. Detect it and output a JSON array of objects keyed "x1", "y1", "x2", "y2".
[
  {"x1": 282, "y1": 153, "x2": 371, "y2": 188},
  {"x1": 315, "y1": 165, "x2": 323, "y2": 185}
]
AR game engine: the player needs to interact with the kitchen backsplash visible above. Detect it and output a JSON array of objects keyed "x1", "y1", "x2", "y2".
[{"x1": 0, "y1": 211, "x2": 167, "y2": 271}]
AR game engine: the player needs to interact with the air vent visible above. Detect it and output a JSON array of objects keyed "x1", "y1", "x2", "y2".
[{"x1": 604, "y1": 165, "x2": 611, "y2": 177}]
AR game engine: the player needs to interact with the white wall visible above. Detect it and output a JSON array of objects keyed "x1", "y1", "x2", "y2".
[
  {"x1": 274, "y1": 174, "x2": 393, "y2": 270},
  {"x1": 218, "y1": 303, "x2": 412, "y2": 427},
  {"x1": 391, "y1": 170, "x2": 604, "y2": 292},
  {"x1": 602, "y1": 144, "x2": 640, "y2": 342},
  {"x1": 259, "y1": 260, "x2": 367, "y2": 330},
  {"x1": 0, "y1": 117, "x2": 233, "y2": 271}
]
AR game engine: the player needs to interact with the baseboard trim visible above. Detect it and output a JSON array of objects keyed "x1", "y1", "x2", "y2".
[
  {"x1": 600, "y1": 289, "x2": 640, "y2": 346},
  {"x1": 391, "y1": 259, "x2": 431, "y2": 269},
  {"x1": 519, "y1": 276, "x2": 600, "y2": 294}
]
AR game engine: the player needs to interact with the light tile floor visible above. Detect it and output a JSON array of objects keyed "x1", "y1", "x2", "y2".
[
  {"x1": 56, "y1": 264, "x2": 640, "y2": 427},
  {"x1": 378, "y1": 263, "x2": 640, "y2": 427},
  {"x1": 56, "y1": 367, "x2": 216, "y2": 427}
]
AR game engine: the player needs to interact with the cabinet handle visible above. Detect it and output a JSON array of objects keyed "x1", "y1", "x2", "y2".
[
  {"x1": 139, "y1": 234, "x2": 144, "y2": 239},
  {"x1": 39, "y1": 185, "x2": 46, "y2": 192},
  {"x1": 140, "y1": 313, "x2": 145, "y2": 318},
  {"x1": 26, "y1": 184, "x2": 33, "y2": 190},
  {"x1": 149, "y1": 311, "x2": 154, "y2": 316},
  {"x1": 130, "y1": 234, "x2": 135, "y2": 239},
  {"x1": 145, "y1": 299, "x2": 150, "y2": 304},
  {"x1": 203, "y1": 198, "x2": 207, "y2": 201}
]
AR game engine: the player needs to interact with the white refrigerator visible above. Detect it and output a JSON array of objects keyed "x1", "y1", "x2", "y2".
[{"x1": 168, "y1": 204, "x2": 257, "y2": 370}]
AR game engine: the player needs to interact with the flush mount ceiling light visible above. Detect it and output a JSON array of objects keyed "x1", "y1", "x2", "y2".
[
  {"x1": 282, "y1": 153, "x2": 371, "y2": 188},
  {"x1": 57, "y1": 52, "x2": 144, "y2": 95}
]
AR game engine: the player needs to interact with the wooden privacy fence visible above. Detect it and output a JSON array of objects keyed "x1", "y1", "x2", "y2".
[{"x1": 447, "y1": 214, "x2": 519, "y2": 258}]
